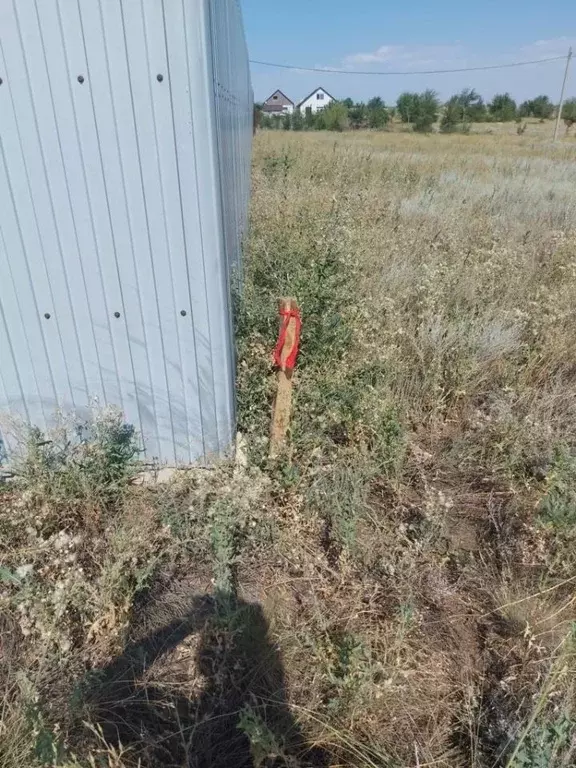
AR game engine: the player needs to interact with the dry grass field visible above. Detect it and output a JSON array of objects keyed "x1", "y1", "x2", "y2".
[{"x1": 2, "y1": 128, "x2": 576, "y2": 767}]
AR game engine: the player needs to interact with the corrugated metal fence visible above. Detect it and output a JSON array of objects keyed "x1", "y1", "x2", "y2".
[{"x1": 0, "y1": 0, "x2": 252, "y2": 465}]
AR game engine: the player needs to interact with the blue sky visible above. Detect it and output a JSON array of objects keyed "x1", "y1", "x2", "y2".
[{"x1": 242, "y1": 0, "x2": 576, "y2": 105}]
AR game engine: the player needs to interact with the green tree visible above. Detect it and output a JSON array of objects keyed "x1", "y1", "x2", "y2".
[
  {"x1": 518, "y1": 100, "x2": 532, "y2": 118},
  {"x1": 458, "y1": 88, "x2": 486, "y2": 121},
  {"x1": 342, "y1": 97, "x2": 354, "y2": 109},
  {"x1": 518, "y1": 95, "x2": 554, "y2": 119},
  {"x1": 348, "y1": 102, "x2": 367, "y2": 129},
  {"x1": 489, "y1": 93, "x2": 517, "y2": 121},
  {"x1": 314, "y1": 109, "x2": 327, "y2": 130},
  {"x1": 413, "y1": 89, "x2": 440, "y2": 132},
  {"x1": 562, "y1": 98, "x2": 576, "y2": 133},
  {"x1": 291, "y1": 109, "x2": 304, "y2": 131},
  {"x1": 322, "y1": 101, "x2": 349, "y2": 131},
  {"x1": 259, "y1": 113, "x2": 272, "y2": 130},
  {"x1": 396, "y1": 92, "x2": 419, "y2": 123},
  {"x1": 282, "y1": 112, "x2": 292, "y2": 130},
  {"x1": 440, "y1": 89, "x2": 484, "y2": 132},
  {"x1": 304, "y1": 106, "x2": 315, "y2": 129},
  {"x1": 396, "y1": 91, "x2": 439, "y2": 131},
  {"x1": 367, "y1": 96, "x2": 384, "y2": 110},
  {"x1": 440, "y1": 96, "x2": 464, "y2": 133},
  {"x1": 367, "y1": 96, "x2": 389, "y2": 129},
  {"x1": 531, "y1": 95, "x2": 554, "y2": 119}
]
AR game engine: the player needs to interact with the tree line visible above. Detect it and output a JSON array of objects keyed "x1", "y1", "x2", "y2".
[{"x1": 257, "y1": 90, "x2": 576, "y2": 134}]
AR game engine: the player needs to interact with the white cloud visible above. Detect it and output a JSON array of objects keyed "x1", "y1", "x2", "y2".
[
  {"x1": 344, "y1": 45, "x2": 403, "y2": 65},
  {"x1": 341, "y1": 38, "x2": 574, "y2": 74},
  {"x1": 343, "y1": 43, "x2": 463, "y2": 70},
  {"x1": 529, "y1": 37, "x2": 573, "y2": 50}
]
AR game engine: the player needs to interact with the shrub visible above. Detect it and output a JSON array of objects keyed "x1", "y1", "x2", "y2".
[
  {"x1": 441, "y1": 96, "x2": 468, "y2": 133},
  {"x1": 442, "y1": 89, "x2": 486, "y2": 130},
  {"x1": 396, "y1": 91, "x2": 419, "y2": 123},
  {"x1": 397, "y1": 90, "x2": 440, "y2": 132},
  {"x1": 413, "y1": 89, "x2": 440, "y2": 132},
  {"x1": 519, "y1": 95, "x2": 554, "y2": 119},
  {"x1": 489, "y1": 92, "x2": 517, "y2": 121},
  {"x1": 321, "y1": 101, "x2": 349, "y2": 131},
  {"x1": 367, "y1": 96, "x2": 389, "y2": 129},
  {"x1": 259, "y1": 112, "x2": 273, "y2": 129},
  {"x1": 348, "y1": 103, "x2": 367, "y2": 129},
  {"x1": 562, "y1": 97, "x2": 576, "y2": 133},
  {"x1": 532, "y1": 94, "x2": 554, "y2": 119},
  {"x1": 291, "y1": 108, "x2": 304, "y2": 131},
  {"x1": 13, "y1": 409, "x2": 140, "y2": 528}
]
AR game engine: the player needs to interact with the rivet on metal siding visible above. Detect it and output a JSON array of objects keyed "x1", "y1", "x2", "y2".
[
  {"x1": 77, "y1": 75, "x2": 85, "y2": 84},
  {"x1": 156, "y1": 74, "x2": 164, "y2": 82},
  {"x1": 114, "y1": 311, "x2": 121, "y2": 319},
  {"x1": 180, "y1": 310, "x2": 187, "y2": 317},
  {"x1": 44, "y1": 313, "x2": 51, "y2": 320}
]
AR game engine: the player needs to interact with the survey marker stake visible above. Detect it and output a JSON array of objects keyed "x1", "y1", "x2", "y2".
[{"x1": 270, "y1": 298, "x2": 301, "y2": 458}]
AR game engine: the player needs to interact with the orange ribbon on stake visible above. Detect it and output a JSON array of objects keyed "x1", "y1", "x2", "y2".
[
  {"x1": 273, "y1": 305, "x2": 302, "y2": 372},
  {"x1": 270, "y1": 298, "x2": 301, "y2": 457}
]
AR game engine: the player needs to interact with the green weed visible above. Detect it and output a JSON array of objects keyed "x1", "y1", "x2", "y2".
[
  {"x1": 12, "y1": 409, "x2": 140, "y2": 534},
  {"x1": 238, "y1": 706, "x2": 287, "y2": 766},
  {"x1": 538, "y1": 447, "x2": 576, "y2": 530},
  {"x1": 261, "y1": 150, "x2": 296, "y2": 181},
  {"x1": 508, "y1": 714, "x2": 575, "y2": 768}
]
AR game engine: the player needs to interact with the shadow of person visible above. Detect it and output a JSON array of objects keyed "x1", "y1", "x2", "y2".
[{"x1": 85, "y1": 591, "x2": 329, "y2": 768}]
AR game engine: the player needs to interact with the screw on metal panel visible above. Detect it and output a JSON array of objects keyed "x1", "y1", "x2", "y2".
[
  {"x1": 157, "y1": 74, "x2": 164, "y2": 82},
  {"x1": 44, "y1": 313, "x2": 51, "y2": 319},
  {"x1": 114, "y1": 311, "x2": 121, "y2": 318},
  {"x1": 77, "y1": 75, "x2": 85, "y2": 84},
  {"x1": 180, "y1": 310, "x2": 187, "y2": 316}
]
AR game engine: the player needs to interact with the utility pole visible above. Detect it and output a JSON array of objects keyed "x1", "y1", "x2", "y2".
[{"x1": 554, "y1": 47, "x2": 573, "y2": 141}]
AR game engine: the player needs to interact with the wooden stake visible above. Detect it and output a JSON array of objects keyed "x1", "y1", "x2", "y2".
[{"x1": 270, "y1": 297, "x2": 299, "y2": 458}]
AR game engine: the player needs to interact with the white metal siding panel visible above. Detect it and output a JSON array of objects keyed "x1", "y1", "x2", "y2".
[
  {"x1": 207, "y1": 0, "x2": 253, "y2": 451},
  {"x1": 0, "y1": 0, "x2": 252, "y2": 465},
  {"x1": 188, "y1": 0, "x2": 236, "y2": 457},
  {"x1": 209, "y1": 0, "x2": 253, "y2": 276}
]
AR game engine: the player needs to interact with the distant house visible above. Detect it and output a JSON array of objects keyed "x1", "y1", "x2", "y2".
[
  {"x1": 262, "y1": 90, "x2": 294, "y2": 115},
  {"x1": 297, "y1": 86, "x2": 334, "y2": 114}
]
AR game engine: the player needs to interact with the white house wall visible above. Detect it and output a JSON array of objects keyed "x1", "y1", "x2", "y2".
[
  {"x1": 299, "y1": 90, "x2": 334, "y2": 114},
  {"x1": 0, "y1": 0, "x2": 252, "y2": 465}
]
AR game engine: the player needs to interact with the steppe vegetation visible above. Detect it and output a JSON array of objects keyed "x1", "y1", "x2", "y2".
[
  {"x1": 260, "y1": 89, "x2": 576, "y2": 136},
  {"x1": 2, "y1": 127, "x2": 576, "y2": 767}
]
